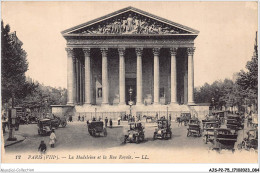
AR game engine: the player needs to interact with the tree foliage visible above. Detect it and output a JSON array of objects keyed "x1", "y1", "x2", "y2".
[{"x1": 1, "y1": 20, "x2": 36, "y2": 106}]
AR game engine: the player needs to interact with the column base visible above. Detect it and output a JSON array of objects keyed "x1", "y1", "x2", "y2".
[
  {"x1": 188, "y1": 102, "x2": 196, "y2": 106},
  {"x1": 83, "y1": 103, "x2": 92, "y2": 106},
  {"x1": 153, "y1": 102, "x2": 160, "y2": 106},
  {"x1": 67, "y1": 102, "x2": 74, "y2": 106},
  {"x1": 101, "y1": 103, "x2": 109, "y2": 106},
  {"x1": 118, "y1": 102, "x2": 126, "y2": 106},
  {"x1": 136, "y1": 102, "x2": 143, "y2": 106},
  {"x1": 169, "y1": 102, "x2": 178, "y2": 106}
]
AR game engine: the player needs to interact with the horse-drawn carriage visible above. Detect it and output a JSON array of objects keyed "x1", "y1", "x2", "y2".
[
  {"x1": 176, "y1": 113, "x2": 191, "y2": 126},
  {"x1": 88, "y1": 121, "x2": 107, "y2": 137},
  {"x1": 187, "y1": 119, "x2": 201, "y2": 137},
  {"x1": 212, "y1": 128, "x2": 238, "y2": 153},
  {"x1": 153, "y1": 118, "x2": 172, "y2": 140}
]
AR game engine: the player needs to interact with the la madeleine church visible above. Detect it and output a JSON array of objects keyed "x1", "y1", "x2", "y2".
[{"x1": 54, "y1": 6, "x2": 204, "y2": 118}]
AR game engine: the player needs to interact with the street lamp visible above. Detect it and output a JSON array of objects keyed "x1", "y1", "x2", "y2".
[{"x1": 128, "y1": 87, "x2": 133, "y2": 116}]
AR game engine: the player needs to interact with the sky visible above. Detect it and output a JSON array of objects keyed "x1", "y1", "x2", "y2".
[{"x1": 1, "y1": 1, "x2": 258, "y2": 88}]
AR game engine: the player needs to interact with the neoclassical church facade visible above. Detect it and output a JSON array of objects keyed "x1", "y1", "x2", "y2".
[{"x1": 60, "y1": 6, "x2": 200, "y2": 116}]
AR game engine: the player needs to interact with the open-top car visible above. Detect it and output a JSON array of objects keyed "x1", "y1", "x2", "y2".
[
  {"x1": 203, "y1": 122, "x2": 220, "y2": 144},
  {"x1": 212, "y1": 128, "x2": 238, "y2": 152},
  {"x1": 88, "y1": 121, "x2": 107, "y2": 137},
  {"x1": 187, "y1": 119, "x2": 201, "y2": 137},
  {"x1": 124, "y1": 122, "x2": 145, "y2": 143},
  {"x1": 37, "y1": 119, "x2": 52, "y2": 136},
  {"x1": 153, "y1": 119, "x2": 172, "y2": 140},
  {"x1": 238, "y1": 129, "x2": 258, "y2": 151}
]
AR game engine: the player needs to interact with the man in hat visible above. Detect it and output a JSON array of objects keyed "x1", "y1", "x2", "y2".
[
  {"x1": 49, "y1": 129, "x2": 57, "y2": 148},
  {"x1": 38, "y1": 140, "x2": 47, "y2": 154}
]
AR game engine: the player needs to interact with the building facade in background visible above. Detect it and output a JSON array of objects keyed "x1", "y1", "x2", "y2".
[{"x1": 61, "y1": 7, "x2": 200, "y2": 116}]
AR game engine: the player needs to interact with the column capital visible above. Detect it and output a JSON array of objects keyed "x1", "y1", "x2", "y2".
[
  {"x1": 135, "y1": 47, "x2": 143, "y2": 56},
  {"x1": 83, "y1": 48, "x2": 91, "y2": 57},
  {"x1": 187, "y1": 47, "x2": 196, "y2": 56},
  {"x1": 101, "y1": 48, "x2": 108, "y2": 57},
  {"x1": 170, "y1": 47, "x2": 178, "y2": 56},
  {"x1": 118, "y1": 48, "x2": 126, "y2": 56},
  {"x1": 153, "y1": 48, "x2": 160, "y2": 56},
  {"x1": 65, "y1": 48, "x2": 74, "y2": 57}
]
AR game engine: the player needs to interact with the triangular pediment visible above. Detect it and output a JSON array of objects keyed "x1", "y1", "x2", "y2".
[{"x1": 62, "y1": 6, "x2": 199, "y2": 36}]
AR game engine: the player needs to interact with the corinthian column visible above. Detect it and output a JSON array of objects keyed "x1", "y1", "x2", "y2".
[
  {"x1": 66, "y1": 48, "x2": 75, "y2": 105},
  {"x1": 187, "y1": 47, "x2": 195, "y2": 105},
  {"x1": 153, "y1": 48, "x2": 160, "y2": 105},
  {"x1": 118, "y1": 48, "x2": 126, "y2": 105},
  {"x1": 83, "y1": 48, "x2": 91, "y2": 105},
  {"x1": 101, "y1": 48, "x2": 109, "y2": 105},
  {"x1": 170, "y1": 47, "x2": 178, "y2": 104},
  {"x1": 136, "y1": 48, "x2": 143, "y2": 105}
]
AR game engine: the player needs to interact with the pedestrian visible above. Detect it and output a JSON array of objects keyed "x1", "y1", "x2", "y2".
[
  {"x1": 105, "y1": 117, "x2": 108, "y2": 127},
  {"x1": 49, "y1": 129, "x2": 57, "y2": 148},
  {"x1": 118, "y1": 116, "x2": 121, "y2": 125},
  {"x1": 69, "y1": 115, "x2": 73, "y2": 122},
  {"x1": 78, "y1": 115, "x2": 81, "y2": 121},
  {"x1": 109, "y1": 118, "x2": 113, "y2": 128},
  {"x1": 38, "y1": 140, "x2": 47, "y2": 154},
  {"x1": 81, "y1": 116, "x2": 84, "y2": 122}
]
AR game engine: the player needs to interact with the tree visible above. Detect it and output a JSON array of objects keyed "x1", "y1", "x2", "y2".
[
  {"x1": 236, "y1": 32, "x2": 258, "y2": 112},
  {"x1": 1, "y1": 20, "x2": 36, "y2": 140}
]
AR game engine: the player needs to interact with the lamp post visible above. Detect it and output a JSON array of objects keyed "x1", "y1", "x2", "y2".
[
  {"x1": 128, "y1": 87, "x2": 133, "y2": 116},
  {"x1": 167, "y1": 106, "x2": 169, "y2": 120}
]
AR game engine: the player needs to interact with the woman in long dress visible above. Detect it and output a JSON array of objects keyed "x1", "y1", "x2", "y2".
[{"x1": 49, "y1": 129, "x2": 56, "y2": 148}]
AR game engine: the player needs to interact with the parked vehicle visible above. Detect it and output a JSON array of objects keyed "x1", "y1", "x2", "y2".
[
  {"x1": 202, "y1": 116, "x2": 221, "y2": 130},
  {"x1": 212, "y1": 111, "x2": 225, "y2": 124},
  {"x1": 88, "y1": 121, "x2": 107, "y2": 137},
  {"x1": 153, "y1": 119, "x2": 172, "y2": 140},
  {"x1": 212, "y1": 128, "x2": 238, "y2": 152},
  {"x1": 37, "y1": 119, "x2": 52, "y2": 136},
  {"x1": 46, "y1": 114, "x2": 67, "y2": 128},
  {"x1": 187, "y1": 120, "x2": 201, "y2": 137},
  {"x1": 226, "y1": 115, "x2": 244, "y2": 131},
  {"x1": 238, "y1": 129, "x2": 258, "y2": 151},
  {"x1": 203, "y1": 122, "x2": 219, "y2": 144},
  {"x1": 124, "y1": 122, "x2": 145, "y2": 143}
]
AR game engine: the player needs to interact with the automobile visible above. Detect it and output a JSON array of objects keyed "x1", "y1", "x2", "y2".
[
  {"x1": 88, "y1": 121, "x2": 107, "y2": 137},
  {"x1": 238, "y1": 129, "x2": 258, "y2": 151},
  {"x1": 37, "y1": 119, "x2": 52, "y2": 136},
  {"x1": 202, "y1": 116, "x2": 221, "y2": 130},
  {"x1": 176, "y1": 113, "x2": 191, "y2": 126},
  {"x1": 46, "y1": 114, "x2": 67, "y2": 128},
  {"x1": 212, "y1": 128, "x2": 238, "y2": 152},
  {"x1": 124, "y1": 122, "x2": 145, "y2": 143},
  {"x1": 226, "y1": 115, "x2": 244, "y2": 130},
  {"x1": 203, "y1": 122, "x2": 219, "y2": 144},
  {"x1": 187, "y1": 120, "x2": 201, "y2": 137},
  {"x1": 153, "y1": 118, "x2": 172, "y2": 140}
]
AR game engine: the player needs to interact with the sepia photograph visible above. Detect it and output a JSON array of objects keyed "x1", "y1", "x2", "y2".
[{"x1": 0, "y1": 1, "x2": 259, "y2": 171}]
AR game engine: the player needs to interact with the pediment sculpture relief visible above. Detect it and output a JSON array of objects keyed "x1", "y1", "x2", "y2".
[{"x1": 81, "y1": 14, "x2": 180, "y2": 35}]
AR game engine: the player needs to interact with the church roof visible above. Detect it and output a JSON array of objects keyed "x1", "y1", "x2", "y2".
[{"x1": 61, "y1": 6, "x2": 199, "y2": 36}]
